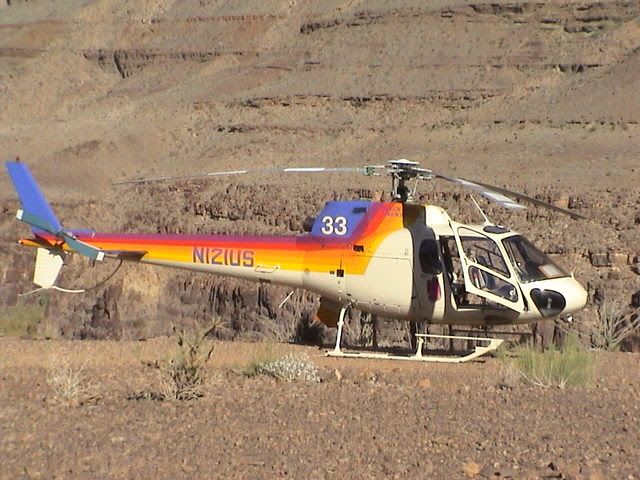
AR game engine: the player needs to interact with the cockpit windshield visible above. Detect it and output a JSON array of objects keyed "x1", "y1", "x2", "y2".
[{"x1": 502, "y1": 235, "x2": 568, "y2": 283}]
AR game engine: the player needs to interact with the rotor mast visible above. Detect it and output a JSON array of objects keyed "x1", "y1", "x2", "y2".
[{"x1": 386, "y1": 159, "x2": 432, "y2": 203}]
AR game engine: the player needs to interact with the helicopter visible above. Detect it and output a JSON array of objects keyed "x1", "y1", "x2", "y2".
[{"x1": 5, "y1": 159, "x2": 588, "y2": 362}]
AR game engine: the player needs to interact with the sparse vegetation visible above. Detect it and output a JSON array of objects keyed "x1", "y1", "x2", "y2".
[
  {"x1": 496, "y1": 361, "x2": 521, "y2": 389},
  {"x1": 47, "y1": 356, "x2": 94, "y2": 406},
  {"x1": 136, "y1": 322, "x2": 218, "y2": 401},
  {"x1": 497, "y1": 336, "x2": 595, "y2": 389},
  {"x1": 495, "y1": 347, "x2": 521, "y2": 389},
  {"x1": 590, "y1": 301, "x2": 640, "y2": 352},
  {"x1": 0, "y1": 304, "x2": 46, "y2": 337},
  {"x1": 251, "y1": 353, "x2": 321, "y2": 383}
]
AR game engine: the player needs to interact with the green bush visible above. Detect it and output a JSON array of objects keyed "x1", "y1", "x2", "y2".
[{"x1": 499, "y1": 336, "x2": 595, "y2": 389}]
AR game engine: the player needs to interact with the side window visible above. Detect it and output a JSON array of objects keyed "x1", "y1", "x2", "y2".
[
  {"x1": 469, "y1": 266, "x2": 519, "y2": 302},
  {"x1": 419, "y1": 240, "x2": 442, "y2": 275}
]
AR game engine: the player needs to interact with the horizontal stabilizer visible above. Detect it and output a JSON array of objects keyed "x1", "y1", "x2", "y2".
[
  {"x1": 102, "y1": 250, "x2": 147, "y2": 260},
  {"x1": 16, "y1": 209, "x2": 59, "y2": 234},
  {"x1": 63, "y1": 235, "x2": 105, "y2": 261}
]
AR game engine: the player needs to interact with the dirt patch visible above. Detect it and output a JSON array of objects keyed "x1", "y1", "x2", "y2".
[{"x1": 0, "y1": 338, "x2": 638, "y2": 479}]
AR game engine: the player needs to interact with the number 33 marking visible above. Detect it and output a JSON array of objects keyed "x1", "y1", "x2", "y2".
[{"x1": 321, "y1": 216, "x2": 348, "y2": 235}]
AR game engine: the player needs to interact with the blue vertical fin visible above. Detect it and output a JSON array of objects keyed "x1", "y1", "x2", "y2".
[
  {"x1": 5, "y1": 161, "x2": 105, "y2": 261},
  {"x1": 5, "y1": 161, "x2": 62, "y2": 234}
]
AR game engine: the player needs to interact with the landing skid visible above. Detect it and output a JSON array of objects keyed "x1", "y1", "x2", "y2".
[{"x1": 326, "y1": 306, "x2": 504, "y2": 363}]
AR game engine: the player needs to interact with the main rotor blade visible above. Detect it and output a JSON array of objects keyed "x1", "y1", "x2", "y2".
[
  {"x1": 112, "y1": 159, "x2": 586, "y2": 220},
  {"x1": 112, "y1": 166, "x2": 368, "y2": 186},
  {"x1": 434, "y1": 173, "x2": 587, "y2": 220}
]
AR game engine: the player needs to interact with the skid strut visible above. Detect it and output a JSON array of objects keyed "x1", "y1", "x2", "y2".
[
  {"x1": 326, "y1": 310, "x2": 504, "y2": 363},
  {"x1": 332, "y1": 303, "x2": 349, "y2": 355}
]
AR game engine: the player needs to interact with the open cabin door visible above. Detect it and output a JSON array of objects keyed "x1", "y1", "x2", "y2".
[{"x1": 451, "y1": 223, "x2": 525, "y2": 313}]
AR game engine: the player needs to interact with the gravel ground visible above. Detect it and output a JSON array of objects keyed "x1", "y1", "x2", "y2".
[{"x1": 1, "y1": 338, "x2": 638, "y2": 479}]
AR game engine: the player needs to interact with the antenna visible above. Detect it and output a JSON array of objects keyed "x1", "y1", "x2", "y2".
[{"x1": 470, "y1": 195, "x2": 491, "y2": 225}]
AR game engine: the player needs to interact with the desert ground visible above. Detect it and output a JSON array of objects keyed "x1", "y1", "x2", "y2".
[
  {"x1": 0, "y1": 0, "x2": 639, "y2": 478},
  {"x1": 1, "y1": 338, "x2": 639, "y2": 480}
]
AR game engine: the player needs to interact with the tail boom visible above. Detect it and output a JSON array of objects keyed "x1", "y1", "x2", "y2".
[{"x1": 5, "y1": 160, "x2": 404, "y2": 299}]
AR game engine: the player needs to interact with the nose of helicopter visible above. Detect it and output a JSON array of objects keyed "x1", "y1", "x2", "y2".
[
  {"x1": 528, "y1": 276, "x2": 588, "y2": 318},
  {"x1": 561, "y1": 277, "x2": 588, "y2": 314}
]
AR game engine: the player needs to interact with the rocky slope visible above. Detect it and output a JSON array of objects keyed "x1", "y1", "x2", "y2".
[{"x1": 0, "y1": 0, "x2": 638, "y2": 345}]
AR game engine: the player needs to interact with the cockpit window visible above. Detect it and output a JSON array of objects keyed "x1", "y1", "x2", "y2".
[
  {"x1": 502, "y1": 235, "x2": 568, "y2": 283},
  {"x1": 458, "y1": 228, "x2": 510, "y2": 277}
]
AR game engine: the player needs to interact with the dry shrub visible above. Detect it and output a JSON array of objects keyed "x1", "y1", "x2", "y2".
[
  {"x1": 496, "y1": 361, "x2": 521, "y2": 389},
  {"x1": 136, "y1": 321, "x2": 217, "y2": 401},
  {"x1": 159, "y1": 330, "x2": 213, "y2": 400},
  {"x1": 47, "y1": 356, "x2": 94, "y2": 406},
  {"x1": 590, "y1": 301, "x2": 640, "y2": 352},
  {"x1": 494, "y1": 345, "x2": 521, "y2": 389}
]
